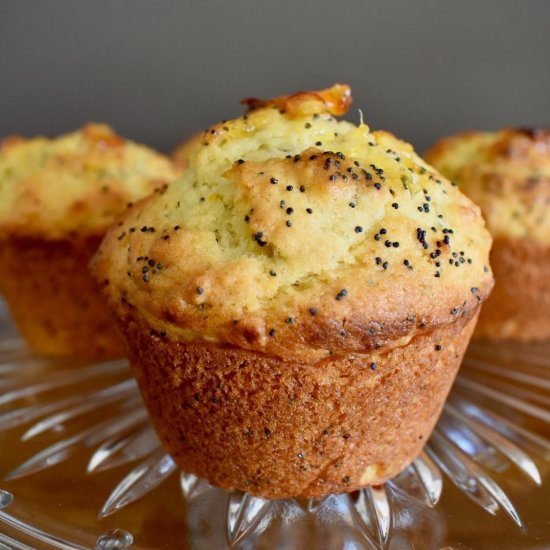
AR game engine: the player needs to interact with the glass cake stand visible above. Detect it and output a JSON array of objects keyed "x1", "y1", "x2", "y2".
[{"x1": 0, "y1": 300, "x2": 548, "y2": 550}]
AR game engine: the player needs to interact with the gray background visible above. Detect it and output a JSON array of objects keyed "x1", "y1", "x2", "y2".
[{"x1": 1, "y1": 1, "x2": 549, "y2": 153}]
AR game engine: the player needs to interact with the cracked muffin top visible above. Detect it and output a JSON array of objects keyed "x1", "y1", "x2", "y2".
[
  {"x1": 425, "y1": 128, "x2": 550, "y2": 244},
  {"x1": 0, "y1": 124, "x2": 181, "y2": 239},
  {"x1": 93, "y1": 85, "x2": 493, "y2": 361}
]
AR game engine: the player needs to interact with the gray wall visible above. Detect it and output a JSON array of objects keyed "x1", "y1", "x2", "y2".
[{"x1": 1, "y1": 1, "x2": 549, "y2": 153}]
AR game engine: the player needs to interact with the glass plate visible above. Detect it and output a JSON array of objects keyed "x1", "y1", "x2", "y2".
[{"x1": 0, "y1": 300, "x2": 548, "y2": 550}]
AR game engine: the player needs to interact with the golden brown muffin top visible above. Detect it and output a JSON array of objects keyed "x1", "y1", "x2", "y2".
[
  {"x1": 0, "y1": 124, "x2": 181, "y2": 239},
  {"x1": 93, "y1": 85, "x2": 493, "y2": 361},
  {"x1": 425, "y1": 128, "x2": 550, "y2": 244}
]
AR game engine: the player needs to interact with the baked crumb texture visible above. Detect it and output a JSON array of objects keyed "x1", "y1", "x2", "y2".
[
  {"x1": 94, "y1": 85, "x2": 494, "y2": 497},
  {"x1": 426, "y1": 128, "x2": 550, "y2": 340},
  {"x1": 0, "y1": 124, "x2": 181, "y2": 358}
]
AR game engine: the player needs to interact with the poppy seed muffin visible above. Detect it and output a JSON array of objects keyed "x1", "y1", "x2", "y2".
[
  {"x1": 0, "y1": 124, "x2": 181, "y2": 359},
  {"x1": 426, "y1": 129, "x2": 550, "y2": 341},
  {"x1": 92, "y1": 85, "x2": 494, "y2": 498}
]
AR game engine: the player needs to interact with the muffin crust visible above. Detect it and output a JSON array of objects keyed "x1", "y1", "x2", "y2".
[
  {"x1": 0, "y1": 236, "x2": 124, "y2": 359},
  {"x1": 472, "y1": 237, "x2": 550, "y2": 340},
  {"x1": 122, "y1": 311, "x2": 477, "y2": 498}
]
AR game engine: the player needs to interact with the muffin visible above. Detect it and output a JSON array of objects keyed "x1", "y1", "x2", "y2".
[
  {"x1": 426, "y1": 128, "x2": 550, "y2": 341},
  {"x1": 0, "y1": 124, "x2": 181, "y2": 359},
  {"x1": 92, "y1": 85, "x2": 493, "y2": 499}
]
